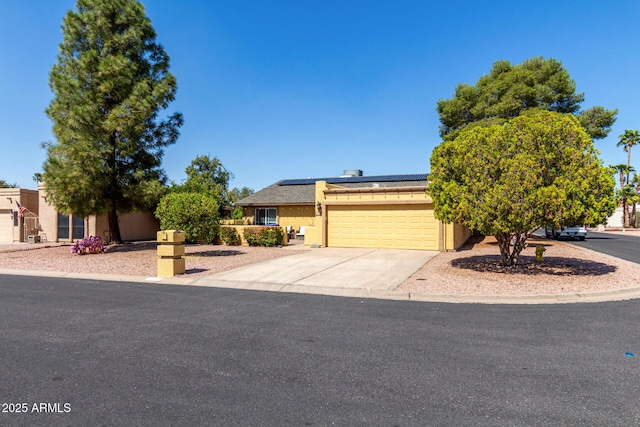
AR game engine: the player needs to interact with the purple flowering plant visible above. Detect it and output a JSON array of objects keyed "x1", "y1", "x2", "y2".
[{"x1": 70, "y1": 236, "x2": 106, "y2": 255}]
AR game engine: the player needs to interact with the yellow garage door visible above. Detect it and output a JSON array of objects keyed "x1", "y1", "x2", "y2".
[{"x1": 327, "y1": 204, "x2": 438, "y2": 250}]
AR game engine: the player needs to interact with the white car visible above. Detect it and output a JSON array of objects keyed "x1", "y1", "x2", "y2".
[{"x1": 545, "y1": 225, "x2": 587, "y2": 240}]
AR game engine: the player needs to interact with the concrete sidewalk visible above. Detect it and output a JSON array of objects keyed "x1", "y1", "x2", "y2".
[{"x1": 3, "y1": 234, "x2": 640, "y2": 303}]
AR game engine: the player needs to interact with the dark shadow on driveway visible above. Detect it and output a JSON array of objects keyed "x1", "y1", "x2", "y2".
[
  {"x1": 106, "y1": 241, "x2": 157, "y2": 253},
  {"x1": 185, "y1": 268, "x2": 209, "y2": 274},
  {"x1": 451, "y1": 255, "x2": 617, "y2": 276},
  {"x1": 184, "y1": 250, "x2": 245, "y2": 257},
  {"x1": 106, "y1": 243, "x2": 248, "y2": 258}
]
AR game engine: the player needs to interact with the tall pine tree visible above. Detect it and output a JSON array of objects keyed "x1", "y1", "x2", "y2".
[{"x1": 43, "y1": 0, "x2": 182, "y2": 243}]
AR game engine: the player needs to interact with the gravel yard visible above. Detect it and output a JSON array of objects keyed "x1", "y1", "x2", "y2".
[
  {"x1": 1, "y1": 234, "x2": 639, "y2": 296},
  {"x1": 399, "y1": 234, "x2": 640, "y2": 296},
  {"x1": 0, "y1": 241, "x2": 301, "y2": 279}
]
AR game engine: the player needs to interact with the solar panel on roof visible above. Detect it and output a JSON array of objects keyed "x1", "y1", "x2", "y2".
[{"x1": 279, "y1": 174, "x2": 428, "y2": 186}]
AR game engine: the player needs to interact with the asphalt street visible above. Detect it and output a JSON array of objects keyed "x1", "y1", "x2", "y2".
[
  {"x1": 1, "y1": 274, "x2": 639, "y2": 426},
  {"x1": 565, "y1": 231, "x2": 640, "y2": 265}
]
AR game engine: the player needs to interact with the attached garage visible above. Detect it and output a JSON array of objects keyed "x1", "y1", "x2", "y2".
[
  {"x1": 238, "y1": 173, "x2": 471, "y2": 251},
  {"x1": 326, "y1": 203, "x2": 439, "y2": 250}
]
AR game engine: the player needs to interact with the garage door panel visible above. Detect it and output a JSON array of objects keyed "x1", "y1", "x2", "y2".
[{"x1": 327, "y1": 204, "x2": 438, "y2": 250}]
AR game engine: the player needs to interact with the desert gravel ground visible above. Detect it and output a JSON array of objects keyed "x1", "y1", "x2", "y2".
[
  {"x1": 399, "y1": 234, "x2": 640, "y2": 296},
  {"x1": 0, "y1": 241, "x2": 301, "y2": 279},
  {"x1": 0, "y1": 234, "x2": 639, "y2": 296}
]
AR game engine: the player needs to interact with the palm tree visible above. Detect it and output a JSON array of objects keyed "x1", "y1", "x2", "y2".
[
  {"x1": 619, "y1": 185, "x2": 636, "y2": 229},
  {"x1": 631, "y1": 173, "x2": 640, "y2": 227},
  {"x1": 611, "y1": 164, "x2": 636, "y2": 228},
  {"x1": 32, "y1": 173, "x2": 43, "y2": 185},
  {"x1": 617, "y1": 129, "x2": 640, "y2": 184}
]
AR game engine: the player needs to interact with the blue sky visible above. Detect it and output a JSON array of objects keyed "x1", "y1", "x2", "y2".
[{"x1": 1, "y1": 0, "x2": 639, "y2": 191}]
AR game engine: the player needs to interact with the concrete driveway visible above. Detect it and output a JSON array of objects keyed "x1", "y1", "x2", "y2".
[{"x1": 195, "y1": 247, "x2": 438, "y2": 296}]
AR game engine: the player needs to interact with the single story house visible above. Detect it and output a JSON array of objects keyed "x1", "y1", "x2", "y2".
[
  {"x1": 237, "y1": 171, "x2": 471, "y2": 251},
  {"x1": 0, "y1": 183, "x2": 159, "y2": 243}
]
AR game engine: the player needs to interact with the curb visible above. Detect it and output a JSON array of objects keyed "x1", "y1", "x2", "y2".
[{"x1": 2, "y1": 268, "x2": 640, "y2": 305}]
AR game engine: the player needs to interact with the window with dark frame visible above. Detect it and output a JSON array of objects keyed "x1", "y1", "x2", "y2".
[
  {"x1": 57, "y1": 213, "x2": 70, "y2": 239},
  {"x1": 72, "y1": 216, "x2": 85, "y2": 239},
  {"x1": 57, "y1": 213, "x2": 85, "y2": 240},
  {"x1": 255, "y1": 208, "x2": 277, "y2": 225}
]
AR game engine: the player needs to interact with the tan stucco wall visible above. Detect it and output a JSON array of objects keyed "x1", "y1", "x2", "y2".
[
  {"x1": 92, "y1": 215, "x2": 109, "y2": 240},
  {"x1": 92, "y1": 212, "x2": 159, "y2": 241},
  {"x1": 120, "y1": 212, "x2": 160, "y2": 241},
  {"x1": 321, "y1": 183, "x2": 430, "y2": 204},
  {"x1": 447, "y1": 222, "x2": 472, "y2": 250},
  {"x1": 303, "y1": 225, "x2": 321, "y2": 247},
  {"x1": 278, "y1": 205, "x2": 316, "y2": 231},
  {"x1": 0, "y1": 188, "x2": 39, "y2": 242},
  {"x1": 37, "y1": 184, "x2": 59, "y2": 242}
]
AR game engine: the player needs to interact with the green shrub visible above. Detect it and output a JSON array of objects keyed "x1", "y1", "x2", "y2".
[
  {"x1": 220, "y1": 227, "x2": 240, "y2": 245},
  {"x1": 261, "y1": 227, "x2": 284, "y2": 247},
  {"x1": 243, "y1": 226, "x2": 284, "y2": 247},
  {"x1": 242, "y1": 227, "x2": 262, "y2": 246},
  {"x1": 155, "y1": 192, "x2": 220, "y2": 243}
]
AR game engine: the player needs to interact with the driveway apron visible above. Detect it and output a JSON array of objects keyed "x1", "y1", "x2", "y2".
[{"x1": 201, "y1": 248, "x2": 438, "y2": 291}]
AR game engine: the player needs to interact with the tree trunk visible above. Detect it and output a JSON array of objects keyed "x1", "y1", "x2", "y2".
[
  {"x1": 495, "y1": 232, "x2": 528, "y2": 267},
  {"x1": 627, "y1": 147, "x2": 632, "y2": 186},
  {"x1": 108, "y1": 203, "x2": 122, "y2": 243},
  {"x1": 622, "y1": 197, "x2": 630, "y2": 229},
  {"x1": 106, "y1": 133, "x2": 122, "y2": 244}
]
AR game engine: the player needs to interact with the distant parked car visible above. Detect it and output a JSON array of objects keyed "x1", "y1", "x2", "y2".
[{"x1": 545, "y1": 225, "x2": 587, "y2": 240}]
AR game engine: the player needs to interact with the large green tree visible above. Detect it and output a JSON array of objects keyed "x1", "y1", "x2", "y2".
[
  {"x1": 42, "y1": 0, "x2": 182, "y2": 243},
  {"x1": 179, "y1": 155, "x2": 233, "y2": 204},
  {"x1": 429, "y1": 110, "x2": 616, "y2": 266},
  {"x1": 228, "y1": 186, "x2": 254, "y2": 220},
  {"x1": 437, "y1": 57, "x2": 617, "y2": 141},
  {"x1": 228, "y1": 186, "x2": 255, "y2": 204}
]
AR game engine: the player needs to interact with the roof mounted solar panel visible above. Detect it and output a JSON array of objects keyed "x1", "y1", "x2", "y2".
[
  {"x1": 279, "y1": 174, "x2": 428, "y2": 186},
  {"x1": 278, "y1": 178, "x2": 317, "y2": 186}
]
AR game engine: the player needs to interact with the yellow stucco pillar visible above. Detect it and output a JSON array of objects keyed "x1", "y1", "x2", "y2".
[{"x1": 157, "y1": 230, "x2": 186, "y2": 277}]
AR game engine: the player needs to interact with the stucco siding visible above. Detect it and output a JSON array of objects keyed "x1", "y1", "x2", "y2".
[
  {"x1": 278, "y1": 205, "x2": 316, "y2": 231},
  {"x1": 118, "y1": 212, "x2": 160, "y2": 241},
  {"x1": 0, "y1": 188, "x2": 39, "y2": 242}
]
